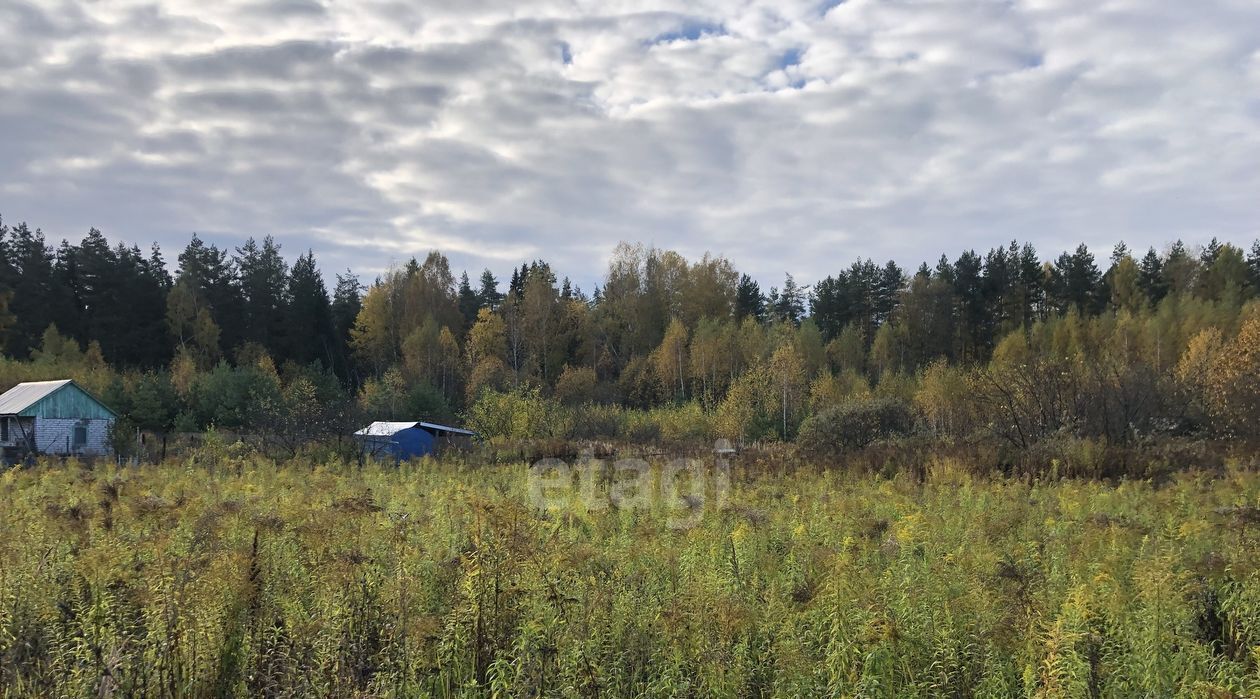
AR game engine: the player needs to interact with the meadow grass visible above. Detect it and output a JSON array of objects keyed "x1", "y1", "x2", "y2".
[{"x1": 1, "y1": 454, "x2": 1259, "y2": 697}]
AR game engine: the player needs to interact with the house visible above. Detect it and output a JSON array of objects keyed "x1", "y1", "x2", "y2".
[
  {"x1": 353, "y1": 421, "x2": 477, "y2": 461},
  {"x1": 0, "y1": 379, "x2": 118, "y2": 459}
]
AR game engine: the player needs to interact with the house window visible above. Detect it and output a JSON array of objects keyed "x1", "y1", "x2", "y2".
[
  {"x1": 1, "y1": 418, "x2": 8, "y2": 443},
  {"x1": 73, "y1": 424, "x2": 88, "y2": 449}
]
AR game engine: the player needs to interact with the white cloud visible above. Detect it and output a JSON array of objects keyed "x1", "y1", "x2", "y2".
[{"x1": 0, "y1": 0, "x2": 1257, "y2": 288}]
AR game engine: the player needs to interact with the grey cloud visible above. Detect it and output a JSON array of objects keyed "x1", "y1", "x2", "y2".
[
  {"x1": 346, "y1": 41, "x2": 516, "y2": 78},
  {"x1": 167, "y1": 41, "x2": 338, "y2": 81},
  {"x1": 243, "y1": 0, "x2": 327, "y2": 19},
  {"x1": 0, "y1": 0, "x2": 97, "y2": 39},
  {"x1": 175, "y1": 87, "x2": 332, "y2": 116},
  {"x1": 0, "y1": 0, "x2": 1256, "y2": 292}
]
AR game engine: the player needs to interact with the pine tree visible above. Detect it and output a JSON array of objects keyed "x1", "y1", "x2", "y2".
[
  {"x1": 90, "y1": 240, "x2": 175, "y2": 368},
  {"x1": 1197, "y1": 242, "x2": 1249, "y2": 303},
  {"x1": 51, "y1": 239, "x2": 86, "y2": 342},
  {"x1": 934, "y1": 254, "x2": 956, "y2": 285},
  {"x1": 1049, "y1": 244, "x2": 1103, "y2": 316},
  {"x1": 140, "y1": 245, "x2": 174, "y2": 363},
  {"x1": 1111, "y1": 241, "x2": 1130, "y2": 266},
  {"x1": 1017, "y1": 243, "x2": 1045, "y2": 324},
  {"x1": 4, "y1": 223, "x2": 75, "y2": 358},
  {"x1": 68, "y1": 229, "x2": 120, "y2": 360},
  {"x1": 177, "y1": 234, "x2": 240, "y2": 355},
  {"x1": 1200, "y1": 237, "x2": 1222, "y2": 268},
  {"x1": 982, "y1": 245, "x2": 1012, "y2": 335},
  {"x1": 996, "y1": 241, "x2": 1042, "y2": 334},
  {"x1": 953, "y1": 251, "x2": 986, "y2": 360},
  {"x1": 876, "y1": 261, "x2": 906, "y2": 328},
  {"x1": 770, "y1": 274, "x2": 806, "y2": 326},
  {"x1": 1162, "y1": 240, "x2": 1199, "y2": 296},
  {"x1": 894, "y1": 272, "x2": 955, "y2": 368}
]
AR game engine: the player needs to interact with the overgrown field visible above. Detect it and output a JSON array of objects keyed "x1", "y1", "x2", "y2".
[{"x1": 2, "y1": 456, "x2": 1259, "y2": 698}]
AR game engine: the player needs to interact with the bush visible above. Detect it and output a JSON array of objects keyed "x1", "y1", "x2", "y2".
[
  {"x1": 621, "y1": 412, "x2": 663, "y2": 444},
  {"x1": 554, "y1": 365, "x2": 599, "y2": 406},
  {"x1": 796, "y1": 397, "x2": 914, "y2": 461},
  {"x1": 648, "y1": 402, "x2": 714, "y2": 444},
  {"x1": 565, "y1": 403, "x2": 624, "y2": 440},
  {"x1": 467, "y1": 388, "x2": 570, "y2": 440}
]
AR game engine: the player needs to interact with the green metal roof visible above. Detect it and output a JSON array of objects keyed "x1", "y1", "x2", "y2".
[{"x1": 0, "y1": 379, "x2": 117, "y2": 419}]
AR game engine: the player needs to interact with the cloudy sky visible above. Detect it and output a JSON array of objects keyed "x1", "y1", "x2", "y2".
[{"x1": 1, "y1": 0, "x2": 1258, "y2": 289}]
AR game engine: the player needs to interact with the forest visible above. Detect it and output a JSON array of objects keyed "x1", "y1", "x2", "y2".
[{"x1": 2, "y1": 214, "x2": 1260, "y2": 466}]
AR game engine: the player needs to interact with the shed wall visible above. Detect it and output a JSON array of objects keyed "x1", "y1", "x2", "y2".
[{"x1": 34, "y1": 418, "x2": 113, "y2": 456}]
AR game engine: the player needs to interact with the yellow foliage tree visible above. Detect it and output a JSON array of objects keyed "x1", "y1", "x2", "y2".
[
  {"x1": 651, "y1": 318, "x2": 689, "y2": 401},
  {"x1": 350, "y1": 284, "x2": 396, "y2": 373},
  {"x1": 1204, "y1": 314, "x2": 1260, "y2": 437},
  {"x1": 768, "y1": 344, "x2": 808, "y2": 439},
  {"x1": 467, "y1": 308, "x2": 507, "y2": 367},
  {"x1": 915, "y1": 359, "x2": 972, "y2": 436},
  {"x1": 688, "y1": 317, "x2": 734, "y2": 405}
]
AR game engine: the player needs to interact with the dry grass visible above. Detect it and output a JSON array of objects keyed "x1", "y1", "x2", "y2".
[{"x1": 1, "y1": 454, "x2": 1258, "y2": 697}]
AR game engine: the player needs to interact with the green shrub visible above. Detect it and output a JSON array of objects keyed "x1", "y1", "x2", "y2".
[{"x1": 796, "y1": 397, "x2": 914, "y2": 461}]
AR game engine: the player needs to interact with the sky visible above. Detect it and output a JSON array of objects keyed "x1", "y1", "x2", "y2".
[{"x1": 1, "y1": 0, "x2": 1258, "y2": 291}]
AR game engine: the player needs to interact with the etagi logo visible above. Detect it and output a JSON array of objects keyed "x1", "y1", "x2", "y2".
[{"x1": 527, "y1": 441, "x2": 734, "y2": 529}]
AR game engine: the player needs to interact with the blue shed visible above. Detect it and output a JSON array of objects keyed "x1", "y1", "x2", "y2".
[{"x1": 353, "y1": 421, "x2": 477, "y2": 461}]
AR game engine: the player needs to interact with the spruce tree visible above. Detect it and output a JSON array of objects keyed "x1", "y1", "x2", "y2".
[
  {"x1": 1138, "y1": 247, "x2": 1167, "y2": 305},
  {"x1": 457, "y1": 272, "x2": 480, "y2": 330},
  {"x1": 4, "y1": 224, "x2": 75, "y2": 358},
  {"x1": 286, "y1": 251, "x2": 334, "y2": 366},
  {"x1": 734, "y1": 274, "x2": 765, "y2": 322},
  {"x1": 331, "y1": 270, "x2": 364, "y2": 380},
  {"x1": 235, "y1": 236, "x2": 289, "y2": 359},
  {"x1": 477, "y1": 269, "x2": 503, "y2": 310}
]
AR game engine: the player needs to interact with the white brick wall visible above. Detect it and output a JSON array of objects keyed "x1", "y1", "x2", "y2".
[{"x1": 34, "y1": 418, "x2": 113, "y2": 456}]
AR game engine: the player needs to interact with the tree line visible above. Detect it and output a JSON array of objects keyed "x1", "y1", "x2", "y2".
[{"x1": 2, "y1": 213, "x2": 1259, "y2": 453}]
